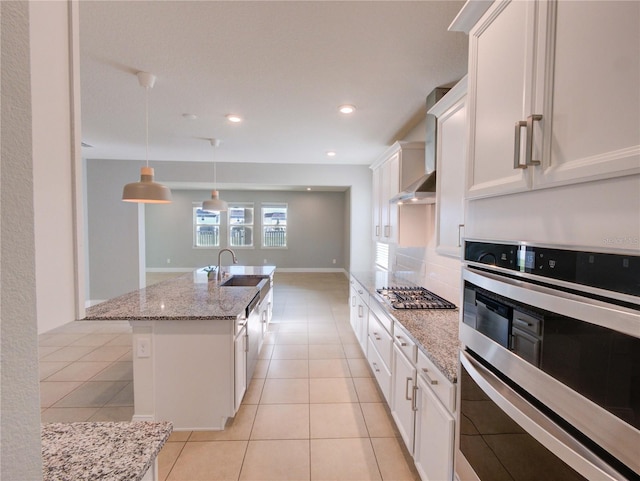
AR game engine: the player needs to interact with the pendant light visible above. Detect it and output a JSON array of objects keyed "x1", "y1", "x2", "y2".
[
  {"x1": 122, "y1": 72, "x2": 172, "y2": 204},
  {"x1": 202, "y1": 138, "x2": 228, "y2": 212}
]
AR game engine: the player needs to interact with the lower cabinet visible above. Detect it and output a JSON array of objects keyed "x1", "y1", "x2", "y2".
[
  {"x1": 414, "y1": 374, "x2": 455, "y2": 481},
  {"x1": 234, "y1": 325, "x2": 247, "y2": 412},
  {"x1": 391, "y1": 342, "x2": 418, "y2": 453},
  {"x1": 349, "y1": 277, "x2": 369, "y2": 352}
]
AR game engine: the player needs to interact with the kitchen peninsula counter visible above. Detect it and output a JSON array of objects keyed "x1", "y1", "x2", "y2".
[
  {"x1": 42, "y1": 421, "x2": 172, "y2": 481},
  {"x1": 350, "y1": 271, "x2": 460, "y2": 383},
  {"x1": 84, "y1": 265, "x2": 276, "y2": 321}
]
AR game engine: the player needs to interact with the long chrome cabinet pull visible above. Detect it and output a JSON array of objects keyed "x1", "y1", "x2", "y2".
[
  {"x1": 513, "y1": 120, "x2": 527, "y2": 169},
  {"x1": 525, "y1": 114, "x2": 542, "y2": 167},
  {"x1": 412, "y1": 386, "x2": 419, "y2": 412},
  {"x1": 405, "y1": 377, "x2": 414, "y2": 401}
]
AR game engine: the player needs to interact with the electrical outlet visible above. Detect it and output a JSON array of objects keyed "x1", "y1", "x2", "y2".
[
  {"x1": 264, "y1": 259, "x2": 267, "y2": 264},
  {"x1": 332, "y1": 259, "x2": 336, "y2": 264},
  {"x1": 137, "y1": 338, "x2": 151, "y2": 358},
  {"x1": 166, "y1": 258, "x2": 171, "y2": 264}
]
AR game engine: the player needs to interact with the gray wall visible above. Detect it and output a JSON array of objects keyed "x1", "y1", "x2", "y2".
[
  {"x1": 146, "y1": 190, "x2": 346, "y2": 270},
  {"x1": 85, "y1": 158, "x2": 371, "y2": 301}
]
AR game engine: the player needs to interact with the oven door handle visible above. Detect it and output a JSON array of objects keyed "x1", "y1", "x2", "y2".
[{"x1": 460, "y1": 351, "x2": 627, "y2": 481}]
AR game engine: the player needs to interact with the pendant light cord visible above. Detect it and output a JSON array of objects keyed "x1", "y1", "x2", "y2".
[{"x1": 145, "y1": 86, "x2": 150, "y2": 168}]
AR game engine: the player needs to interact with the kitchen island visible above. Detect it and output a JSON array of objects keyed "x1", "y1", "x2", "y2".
[{"x1": 84, "y1": 265, "x2": 275, "y2": 431}]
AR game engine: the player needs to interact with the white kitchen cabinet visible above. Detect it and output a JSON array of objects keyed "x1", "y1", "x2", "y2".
[
  {"x1": 234, "y1": 324, "x2": 247, "y2": 412},
  {"x1": 371, "y1": 142, "x2": 427, "y2": 246},
  {"x1": 367, "y1": 301, "x2": 394, "y2": 404},
  {"x1": 463, "y1": 0, "x2": 639, "y2": 200},
  {"x1": 413, "y1": 374, "x2": 455, "y2": 481},
  {"x1": 391, "y1": 342, "x2": 417, "y2": 453},
  {"x1": 413, "y1": 350, "x2": 456, "y2": 481},
  {"x1": 429, "y1": 77, "x2": 468, "y2": 257},
  {"x1": 349, "y1": 277, "x2": 369, "y2": 353}
]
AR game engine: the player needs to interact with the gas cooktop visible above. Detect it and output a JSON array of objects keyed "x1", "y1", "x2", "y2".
[{"x1": 377, "y1": 286, "x2": 456, "y2": 310}]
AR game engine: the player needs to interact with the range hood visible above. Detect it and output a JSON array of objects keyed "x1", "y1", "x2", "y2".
[{"x1": 391, "y1": 86, "x2": 450, "y2": 204}]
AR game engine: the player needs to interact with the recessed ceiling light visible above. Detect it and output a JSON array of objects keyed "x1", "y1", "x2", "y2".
[
  {"x1": 326, "y1": 151, "x2": 337, "y2": 157},
  {"x1": 306, "y1": 187, "x2": 312, "y2": 191},
  {"x1": 182, "y1": 113, "x2": 198, "y2": 120},
  {"x1": 226, "y1": 114, "x2": 243, "y2": 123},
  {"x1": 338, "y1": 104, "x2": 356, "y2": 114}
]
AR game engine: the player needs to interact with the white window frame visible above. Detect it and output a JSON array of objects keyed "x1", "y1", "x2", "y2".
[
  {"x1": 262, "y1": 203, "x2": 288, "y2": 249},
  {"x1": 193, "y1": 203, "x2": 221, "y2": 248},
  {"x1": 228, "y1": 203, "x2": 254, "y2": 248}
]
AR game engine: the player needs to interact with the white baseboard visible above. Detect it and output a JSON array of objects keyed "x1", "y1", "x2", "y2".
[
  {"x1": 131, "y1": 414, "x2": 155, "y2": 422},
  {"x1": 275, "y1": 268, "x2": 347, "y2": 274},
  {"x1": 146, "y1": 267, "x2": 194, "y2": 273}
]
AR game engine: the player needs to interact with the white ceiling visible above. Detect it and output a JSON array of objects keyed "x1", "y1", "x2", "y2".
[{"x1": 79, "y1": 1, "x2": 468, "y2": 169}]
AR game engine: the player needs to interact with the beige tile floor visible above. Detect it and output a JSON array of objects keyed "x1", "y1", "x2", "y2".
[{"x1": 39, "y1": 272, "x2": 419, "y2": 481}]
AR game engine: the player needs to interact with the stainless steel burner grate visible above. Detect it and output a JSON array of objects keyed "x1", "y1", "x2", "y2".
[{"x1": 376, "y1": 286, "x2": 456, "y2": 309}]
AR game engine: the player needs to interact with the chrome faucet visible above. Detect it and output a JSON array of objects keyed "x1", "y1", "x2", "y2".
[{"x1": 217, "y1": 248, "x2": 238, "y2": 280}]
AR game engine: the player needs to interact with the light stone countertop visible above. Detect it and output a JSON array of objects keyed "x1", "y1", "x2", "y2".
[
  {"x1": 351, "y1": 271, "x2": 460, "y2": 383},
  {"x1": 84, "y1": 266, "x2": 276, "y2": 321},
  {"x1": 42, "y1": 421, "x2": 172, "y2": 481}
]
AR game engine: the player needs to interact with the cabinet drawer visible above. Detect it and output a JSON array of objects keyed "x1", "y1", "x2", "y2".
[
  {"x1": 393, "y1": 322, "x2": 417, "y2": 363},
  {"x1": 367, "y1": 337, "x2": 392, "y2": 404},
  {"x1": 368, "y1": 311, "x2": 392, "y2": 369},
  {"x1": 416, "y1": 349, "x2": 456, "y2": 413},
  {"x1": 369, "y1": 299, "x2": 393, "y2": 334}
]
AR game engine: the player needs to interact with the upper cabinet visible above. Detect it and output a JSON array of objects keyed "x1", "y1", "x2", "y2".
[
  {"x1": 371, "y1": 142, "x2": 427, "y2": 247},
  {"x1": 430, "y1": 77, "x2": 468, "y2": 258},
  {"x1": 462, "y1": 0, "x2": 640, "y2": 199}
]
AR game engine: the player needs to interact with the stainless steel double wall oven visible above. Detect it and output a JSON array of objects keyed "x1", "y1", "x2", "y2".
[{"x1": 457, "y1": 240, "x2": 639, "y2": 481}]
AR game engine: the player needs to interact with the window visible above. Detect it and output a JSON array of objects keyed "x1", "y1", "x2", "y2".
[
  {"x1": 262, "y1": 203, "x2": 287, "y2": 248},
  {"x1": 229, "y1": 204, "x2": 254, "y2": 247},
  {"x1": 194, "y1": 205, "x2": 220, "y2": 247},
  {"x1": 375, "y1": 242, "x2": 389, "y2": 270}
]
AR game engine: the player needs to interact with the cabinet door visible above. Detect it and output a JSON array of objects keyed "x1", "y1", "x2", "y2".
[
  {"x1": 434, "y1": 83, "x2": 467, "y2": 257},
  {"x1": 414, "y1": 375, "x2": 455, "y2": 481},
  {"x1": 391, "y1": 343, "x2": 416, "y2": 453},
  {"x1": 382, "y1": 153, "x2": 400, "y2": 242},
  {"x1": 234, "y1": 327, "x2": 247, "y2": 412},
  {"x1": 466, "y1": 0, "x2": 538, "y2": 198},
  {"x1": 535, "y1": 1, "x2": 640, "y2": 189},
  {"x1": 372, "y1": 167, "x2": 383, "y2": 240}
]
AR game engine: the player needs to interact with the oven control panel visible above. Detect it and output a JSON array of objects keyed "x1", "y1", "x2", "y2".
[{"x1": 464, "y1": 240, "x2": 639, "y2": 297}]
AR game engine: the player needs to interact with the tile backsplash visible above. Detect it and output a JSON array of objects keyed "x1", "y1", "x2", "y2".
[{"x1": 391, "y1": 206, "x2": 462, "y2": 306}]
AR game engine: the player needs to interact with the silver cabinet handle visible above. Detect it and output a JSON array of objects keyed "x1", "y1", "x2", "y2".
[
  {"x1": 358, "y1": 289, "x2": 363, "y2": 295},
  {"x1": 514, "y1": 114, "x2": 543, "y2": 169},
  {"x1": 513, "y1": 120, "x2": 527, "y2": 169},
  {"x1": 351, "y1": 296, "x2": 356, "y2": 307},
  {"x1": 457, "y1": 224, "x2": 464, "y2": 248},
  {"x1": 422, "y1": 368, "x2": 438, "y2": 385},
  {"x1": 358, "y1": 305, "x2": 363, "y2": 318},
  {"x1": 244, "y1": 334, "x2": 248, "y2": 353},
  {"x1": 375, "y1": 225, "x2": 380, "y2": 237},
  {"x1": 384, "y1": 225, "x2": 390, "y2": 237},
  {"x1": 373, "y1": 332, "x2": 381, "y2": 341},
  {"x1": 372, "y1": 362, "x2": 380, "y2": 373},
  {"x1": 412, "y1": 385, "x2": 419, "y2": 412},
  {"x1": 396, "y1": 335, "x2": 407, "y2": 347},
  {"x1": 405, "y1": 377, "x2": 414, "y2": 401},
  {"x1": 525, "y1": 114, "x2": 542, "y2": 167}
]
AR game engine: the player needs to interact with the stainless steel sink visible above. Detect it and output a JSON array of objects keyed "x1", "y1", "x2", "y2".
[{"x1": 220, "y1": 275, "x2": 271, "y2": 301}]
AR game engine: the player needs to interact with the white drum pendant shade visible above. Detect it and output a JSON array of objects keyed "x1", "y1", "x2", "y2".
[
  {"x1": 122, "y1": 167, "x2": 172, "y2": 203},
  {"x1": 202, "y1": 190, "x2": 228, "y2": 212}
]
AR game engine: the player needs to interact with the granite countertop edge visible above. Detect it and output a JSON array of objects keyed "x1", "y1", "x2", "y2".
[
  {"x1": 350, "y1": 271, "x2": 460, "y2": 383},
  {"x1": 42, "y1": 421, "x2": 173, "y2": 481}
]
